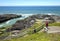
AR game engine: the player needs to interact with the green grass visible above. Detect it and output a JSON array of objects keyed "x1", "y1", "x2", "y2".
[
  {"x1": 49, "y1": 22, "x2": 60, "y2": 26},
  {"x1": 2, "y1": 19, "x2": 60, "y2": 41},
  {"x1": 4, "y1": 19, "x2": 44, "y2": 41},
  {"x1": 4, "y1": 32, "x2": 60, "y2": 41},
  {"x1": 6, "y1": 21, "x2": 60, "y2": 41}
]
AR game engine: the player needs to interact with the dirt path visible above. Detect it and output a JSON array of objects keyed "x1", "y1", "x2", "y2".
[
  {"x1": 39, "y1": 26, "x2": 60, "y2": 33},
  {"x1": 47, "y1": 26, "x2": 60, "y2": 33}
]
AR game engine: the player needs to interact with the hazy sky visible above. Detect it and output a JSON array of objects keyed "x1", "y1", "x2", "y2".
[{"x1": 0, "y1": 0, "x2": 60, "y2": 6}]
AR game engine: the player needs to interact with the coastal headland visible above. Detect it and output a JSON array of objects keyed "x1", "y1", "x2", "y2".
[
  {"x1": 0, "y1": 14, "x2": 60, "y2": 41},
  {"x1": 6, "y1": 14, "x2": 60, "y2": 31}
]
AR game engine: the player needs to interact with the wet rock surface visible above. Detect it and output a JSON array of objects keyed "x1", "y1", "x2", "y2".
[{"x1": 0, "y1": 14, "x2": 22, "y2": 23}]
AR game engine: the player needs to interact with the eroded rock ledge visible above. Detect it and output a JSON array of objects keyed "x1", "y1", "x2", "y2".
[
  {"x1": 0, "y1": 14, "x2": 22, "y2": 23},
  {"x1": 6, "y1": 14, "x2": 60, "y2": 31}
]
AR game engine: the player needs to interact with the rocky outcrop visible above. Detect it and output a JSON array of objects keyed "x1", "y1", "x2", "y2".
[
  {"x1": 51, "y1": 15, "x2": 60, "y2": 22},
  {"x1": 29, "y1": 14, "x2": 56, "y2": 23},
  {"x1": 6, "y1": 14, "x2": 60, "y2": 31},
  {"x1": 0, "y1": 14, "x2": 22, "y2": 23},
  {"x1": 6, "y1": 15, "x2": 36, "y2": 31}
]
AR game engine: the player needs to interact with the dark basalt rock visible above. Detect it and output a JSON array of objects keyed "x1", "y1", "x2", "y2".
[
  {"x1": 6, "y1": 16, "x2": 36, "y2": 32},
  {"x1": 0, "y1": 14, "x2": 22, "y2": 23},
  {"x1": 6, "y1": 14, "x2": 60, "y2": 32}
]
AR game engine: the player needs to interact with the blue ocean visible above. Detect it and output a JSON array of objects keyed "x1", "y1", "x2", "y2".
[
  {"x1": 0, "y1": 6, "x2": 60, "y2": 27},
  {"x1": 0, "y1": 6, "x2": 60, "y2": 15}
]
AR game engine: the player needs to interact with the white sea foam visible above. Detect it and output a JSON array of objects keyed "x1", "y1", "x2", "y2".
[
  {"x1": 0, "y1": 25, "x2": 3, "y2": 27},
  {"x1": 48, "y1": 13, "x2": 52, "y2": 15},
  {"x1": 17, "y1": 13, "x2": 34, "y2": 17},
  {"x1": 6, "y1": 21, "x2": 11, "y2": 24},
  {"x1": 42, "y1": 13, "x2": 58, "y2": 15}
]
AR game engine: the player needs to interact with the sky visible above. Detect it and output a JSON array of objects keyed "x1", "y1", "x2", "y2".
[{"x1": 0, "y1": 0, "x2": 60, "y2": 6}]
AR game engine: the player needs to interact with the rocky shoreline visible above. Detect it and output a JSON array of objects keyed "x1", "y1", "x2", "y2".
[
  {"x1": 0, "y1": 14, "x2": 60, "y2": 40},
  {"x1": 6, "y1": 14, "x2": 60, "y2": 32},
  {"x1": 0, "y1": 14, "x2": 22, "y2": 23}
]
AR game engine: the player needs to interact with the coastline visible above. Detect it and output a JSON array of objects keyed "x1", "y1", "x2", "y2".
[
  {"x1": 0, "y1": 14, "x2": 60, "y2": 28},
  {"x1": 0, "y1": 14, "x2": 60, "y2": 41},
  {"x1": 2, "y1": 14, "x2": 59, "y2": 31},
  {"x1": 0, "y1": 14, "x2": 34, "y2": 28}
]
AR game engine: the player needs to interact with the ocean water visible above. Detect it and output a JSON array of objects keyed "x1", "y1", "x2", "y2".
[
  {"x1": 0, "y1": 6, "x2": 60, "y2": 27},
  {"x1": 0, "y1": 6, "x2": 60, "y2": 15}
]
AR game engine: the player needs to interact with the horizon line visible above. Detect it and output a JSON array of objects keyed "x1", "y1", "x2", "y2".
[{"x1": 0, "y1": 5, "x2": 60, "y2": 6}]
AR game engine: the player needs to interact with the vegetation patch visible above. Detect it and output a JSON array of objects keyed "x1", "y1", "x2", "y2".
[
  {"x1": 4, "y1": 32, "x2": 60, "y2": 41},
  {"x1": 49, "y1": 22, "x2": 60, "y2": 26}
]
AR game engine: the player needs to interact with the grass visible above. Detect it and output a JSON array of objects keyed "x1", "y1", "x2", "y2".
[
  {"x1": 4, "y1": 32, "x2": 60, "y2": 41},
  {"x1": 49, "y1": 22, "x2": 60, "y2": 26},
  {"x1": 4, "y1": 19, "x2": 44, "y2": 41},
  {"x1": 1, "y1": 19, "x2": 60, "y2": 41},
  {"x1": 6, "y1": 21, "x2": 60, "y2": 41}
]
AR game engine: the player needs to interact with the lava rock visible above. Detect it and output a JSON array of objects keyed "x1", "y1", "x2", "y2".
[{"x1": 0, "y1": 14, "x2": 22, "y2": 23}]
